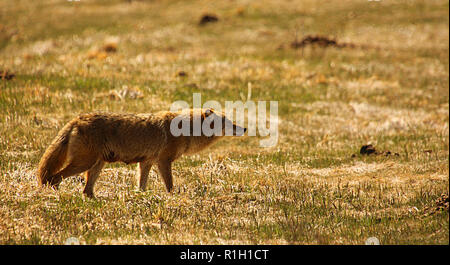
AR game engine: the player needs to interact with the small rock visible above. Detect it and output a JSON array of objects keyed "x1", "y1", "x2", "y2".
[
  {"x1": 177, "y1": 71, "x2": 188, "y2": 77},
  {"x1": 360, "y1": 144, "x2": 377, "y2": 155},
  {"x1": 102, "y1": 43, "x2": 117, "y2": 53},
  {"x1": 199, "y1": 14, "x2": 219, "y2": 25}
]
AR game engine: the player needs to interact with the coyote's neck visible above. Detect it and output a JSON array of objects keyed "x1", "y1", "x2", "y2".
[{"x1": 185, "y1": 136, "x2": 219, "y2": 155}]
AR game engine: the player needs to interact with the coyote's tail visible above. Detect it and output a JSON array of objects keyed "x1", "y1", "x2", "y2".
[{"x1": 38, "y1": 121, "x2": 74, "y2": 186}]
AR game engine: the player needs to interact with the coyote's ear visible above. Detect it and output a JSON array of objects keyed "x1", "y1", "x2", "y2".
[{"x1": 204, "y1": 108, "x2": 214, "y2": 117}]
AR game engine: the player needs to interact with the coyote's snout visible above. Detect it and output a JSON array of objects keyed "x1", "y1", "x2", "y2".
[{"x1": 37, "y1": 109, "x2": 246, "y2": 198}]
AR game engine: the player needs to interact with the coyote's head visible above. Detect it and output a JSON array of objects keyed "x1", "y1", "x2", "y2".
[
  {"x1": 169, "y1": 108, "x2": 246, "y2": 154},
  {"x1": 201, "y1": 108, "x2": 247, "y2": 137},
  {"x1": 170, "y1": 108, "x2": 247, "y2": 138}
]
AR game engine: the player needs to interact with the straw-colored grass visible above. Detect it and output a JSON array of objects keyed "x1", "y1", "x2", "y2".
[{"x1": 0, "y1": 0, "x2": 448, "y2": 244}]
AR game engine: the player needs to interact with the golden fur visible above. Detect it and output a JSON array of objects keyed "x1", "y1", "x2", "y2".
[{"x1": 38, "y1": 108, "x2": 245, "y2": 197}]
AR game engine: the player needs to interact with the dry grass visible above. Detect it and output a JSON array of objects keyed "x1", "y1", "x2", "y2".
[{"x1": 0, "y1": 0, "x2": 448, "y2": 244}]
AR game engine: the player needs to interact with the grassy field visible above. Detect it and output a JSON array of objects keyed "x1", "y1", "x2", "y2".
[{"x1": 0, "y1": 0, "x2": 448, "y2": 245}]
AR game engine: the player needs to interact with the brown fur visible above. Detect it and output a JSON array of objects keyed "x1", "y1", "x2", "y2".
[{"x1": 37, "y1": 109, "x2": 245, "y2": 198}]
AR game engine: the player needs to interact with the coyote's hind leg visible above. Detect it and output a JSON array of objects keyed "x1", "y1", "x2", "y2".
[
  {"x1": 138, "y1": 160, "x2": 152, "y2": 191},
  {"x1": 83, "y1": 160, "x2": 105, "y2": 198},
  {"x1": 50, "y1": 158, "x2": 98, "y2": 189}
]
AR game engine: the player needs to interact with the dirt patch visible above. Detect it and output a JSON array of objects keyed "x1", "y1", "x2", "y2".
[
  {"x1": 352, "y1": 144, "x2": 400, "y2": 158},
  {"x1": 87, "y1": 38, "x2": 119, "y2": 60},
  {"x1": 424, "y1": 192, "x2": 449, "y2": 216},
  {"x1": 0, "y1": 69, "x2": 15, "y2": 80},
  {"x1": 290, "y1": 35, "x2": 356, "y2": 49},
  {"x1": 199, "y1": 14, "x2": 219, "y2": 25}
]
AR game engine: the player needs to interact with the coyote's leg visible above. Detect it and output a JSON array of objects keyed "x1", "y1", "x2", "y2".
[
  {"x1": 50, "y1": 159, "x2": 98, "y2": 188},
  {"x1": 83, "y1": 160, "x2": 105, "y2": 198},
  {"x1": 138, "y1": 161, "x2": 152, "y2": 191},
  {"x1": 157, "y1": 160, "x2": 173, "y2": 192}
]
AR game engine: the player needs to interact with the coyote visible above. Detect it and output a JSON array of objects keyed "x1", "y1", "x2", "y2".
[{"x1": 37, "y1": 109, "x2": 246, "y2": 198}]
